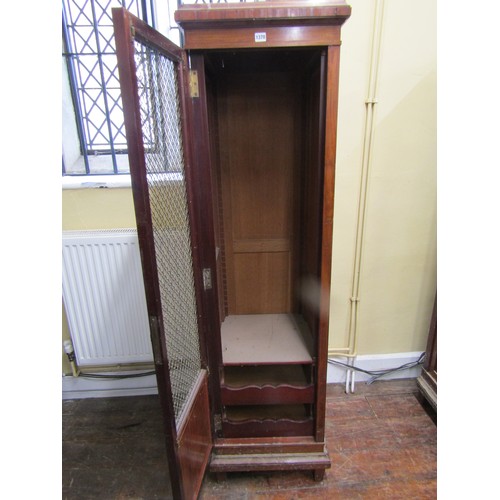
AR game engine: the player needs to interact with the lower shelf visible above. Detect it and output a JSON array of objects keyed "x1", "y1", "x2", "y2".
[
  {"x1": 221, "y1": 365, "x2": 314, "y2": 405},
  {"x1": 223, "y1": 405, "x2": 313, "y2": 438}
]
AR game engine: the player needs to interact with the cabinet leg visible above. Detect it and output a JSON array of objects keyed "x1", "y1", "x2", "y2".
[{"x1": 313, "y1": 469, "x2": 325, "y2": 482}]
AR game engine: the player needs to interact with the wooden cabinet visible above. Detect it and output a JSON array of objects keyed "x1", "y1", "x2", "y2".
[
  {"x1": 113, "y1": 3, "x2": 350, "y2": 498},
  {"x1": 417, "y1": 296, "x2": 437, "y2": 410}
]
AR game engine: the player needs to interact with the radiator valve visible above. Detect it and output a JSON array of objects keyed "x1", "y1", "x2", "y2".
[{"x1": 63, "y1": 340, "x2": 80, "y2": 377}]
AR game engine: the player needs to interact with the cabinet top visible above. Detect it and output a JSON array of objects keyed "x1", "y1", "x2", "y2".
[
  {"x1": 175, "y1": 1, "x2": 351, "y2": 28},
  {"x1": 175, "y1": 1, "x2": 351, "y2": 50}
]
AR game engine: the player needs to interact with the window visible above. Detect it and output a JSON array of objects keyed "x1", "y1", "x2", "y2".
[
  {"x1": 62, "y1": 0, "x2": 157, "y2": 175},
  {"x1": 62, "y1": 0, "x2": 254, "y2": 177}
]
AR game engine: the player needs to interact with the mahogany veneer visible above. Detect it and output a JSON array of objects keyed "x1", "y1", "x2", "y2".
[
  {"x1": 113, "y1": 2, "x2": 351, "y2": 497},
  {"x1": 174, "y1": 0, "x2": 351, "y2": 483}
]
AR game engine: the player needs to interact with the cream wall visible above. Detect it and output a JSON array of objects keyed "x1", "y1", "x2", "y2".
[
  {"x1": 62, "y1": 188, "x2": 135, "y2": 230},
  {"x1": 330, "y1": 0, "x2": 436, "y2": 355},
  {"x1": 62, "y1": 0, "x2": 436, "y2": 364}
]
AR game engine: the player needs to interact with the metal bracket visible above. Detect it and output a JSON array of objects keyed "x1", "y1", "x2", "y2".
[
  {"x1": 202, "y1": 268, "x2": 212, "y2": 290},
  {"x1": 189, "y1": 70, "x2": 199, "y2": 98},
  {"x1": 149, "y1": 316, "x2": 163, "y2": 365}
]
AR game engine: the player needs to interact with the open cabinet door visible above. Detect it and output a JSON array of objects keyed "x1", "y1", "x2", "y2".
[{"x1": 113, "y1": 8, "x2": 212, "y2": 499}]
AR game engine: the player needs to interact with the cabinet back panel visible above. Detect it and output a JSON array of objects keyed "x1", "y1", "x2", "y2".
[
  {"x1": 217, "y1": 72, "x2": 301, "y2": 314},
  {"x1": 233, "y1": 252, "x2": 291, "y2": 314}
]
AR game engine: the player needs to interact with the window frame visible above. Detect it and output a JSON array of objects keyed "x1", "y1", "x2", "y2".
[
  {"x1": 61, "y1": 0, "x2": 249, "y2": 178},
  {"x1": 62, "y1": 0, "x2": 158, "y2": 176}
]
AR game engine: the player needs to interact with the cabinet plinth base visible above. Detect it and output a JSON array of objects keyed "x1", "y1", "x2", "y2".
[
  {"x1": 209, "y1": 449, "x2": 331, "y2": 474},
  {"x1": 416, "y1": 373, "x2": 437, "y2": 410}
]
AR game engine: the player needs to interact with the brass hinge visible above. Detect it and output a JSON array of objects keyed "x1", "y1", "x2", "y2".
[
  {"x1": 202, "y1": 268, "x2": 212, "y2": 290},
  {"x1": 149, "y1": 316, "x2": 163, "y2": 366},
  {"x1": 189, "y1": 70, "x2": 199, "y2": 98},
  {"x1": 130, "y1": 25, "x2": 135, "y2": 38}
]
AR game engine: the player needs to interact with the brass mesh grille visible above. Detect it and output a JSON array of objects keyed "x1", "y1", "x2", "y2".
[{"x1": 134, "y1": 42, "x2": 201, "y2": 423}]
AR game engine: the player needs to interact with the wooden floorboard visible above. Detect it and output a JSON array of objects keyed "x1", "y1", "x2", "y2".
[{"x1": 62, "y1": 378, "x2": 436, "y2": 499}]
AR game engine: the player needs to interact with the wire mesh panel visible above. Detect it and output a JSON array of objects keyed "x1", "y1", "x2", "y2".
[{"x1": 134, "y1": 41, "x2": 202, "y2": 424}]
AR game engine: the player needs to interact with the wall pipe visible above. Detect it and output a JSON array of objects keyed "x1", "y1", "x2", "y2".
[
  {"x1": 63, "y1": 340, "x2": 80, "y2": 377},
  {"x1": 329, "y1": 0, "x2": 385, "y2": 392}
]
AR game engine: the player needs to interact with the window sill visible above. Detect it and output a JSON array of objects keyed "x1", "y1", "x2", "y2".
[{"x1": 62, "y1": 175, "x2": 132, "y2": 190}]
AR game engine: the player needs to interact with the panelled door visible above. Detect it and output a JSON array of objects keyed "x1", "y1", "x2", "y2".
[{"x1": 113, "y1": 8, "x2": 212, "y2": 499}]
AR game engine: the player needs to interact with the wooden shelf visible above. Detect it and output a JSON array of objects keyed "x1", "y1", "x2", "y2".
[
  {"x1": 225, "y1": 404, "x2": 309, "y2": 421},
  {"x1": 221, "y1": 365, "x2": 314, "y2": 406},
  {"x1": 221, "y1": 314, "x2": 314, "y2": 365},
  {"x1": 222, "y1": 404, "x2": 313, "y2": 438},
  {"x1": 223, "y1": 365, "x2": 310, "y2": 387}
]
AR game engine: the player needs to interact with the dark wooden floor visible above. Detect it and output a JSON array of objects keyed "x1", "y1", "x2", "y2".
[{"x1": 62, "y1": 379, "x2": 436, "y2": 499}]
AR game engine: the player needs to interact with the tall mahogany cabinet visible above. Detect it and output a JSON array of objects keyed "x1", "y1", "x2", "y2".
[{"x1": 113, "y1": 2, "x2": 351, "y2": 498}]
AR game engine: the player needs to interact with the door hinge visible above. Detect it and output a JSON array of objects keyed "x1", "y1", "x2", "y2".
[
  {"x1": 202, "y1": 268, "x2": 212, "y2": 290},
  {"x1": 189, "y1": 70, "x2": 199, "y2": 98},
  {"x1": 149, "y1": 316, "x2": 163, "y2": 366}
]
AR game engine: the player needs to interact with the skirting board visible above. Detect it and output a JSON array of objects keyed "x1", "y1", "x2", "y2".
[
  {"x1": 62, "y1": 371, "x2": 158, "y2": 400},
  {"x1": 327, "y1": 351, "x2": 423, "y2": 384},
  {"x1": 62, "y1": 352, "x2": 422, "y2": 399}
]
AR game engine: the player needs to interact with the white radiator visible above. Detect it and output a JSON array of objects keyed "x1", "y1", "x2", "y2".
[{"x1": 62, "y1": 229, "x2": 153, "y2": 367}]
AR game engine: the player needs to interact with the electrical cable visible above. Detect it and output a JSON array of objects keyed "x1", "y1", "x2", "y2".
[
  {"x1": 78, "y1": 370, "x2": 156, "y2": 380},
  {"x1": 328, "y1": 352, "x2": 425, "y2": 385}
]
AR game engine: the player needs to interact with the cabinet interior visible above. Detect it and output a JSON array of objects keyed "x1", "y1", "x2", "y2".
[{"x1": 202, "y1": 48, "x2": 326, "y2": 434}]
